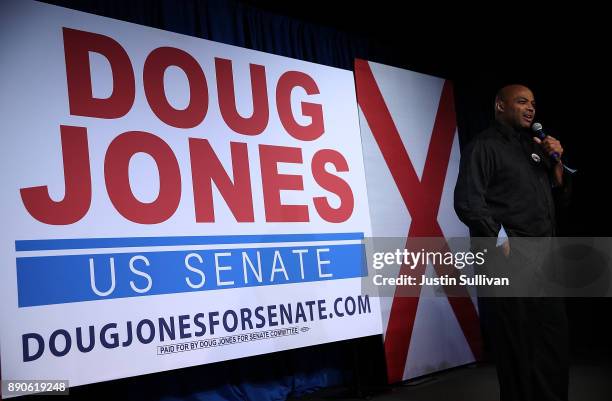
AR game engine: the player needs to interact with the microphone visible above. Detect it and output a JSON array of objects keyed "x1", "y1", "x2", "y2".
[{"x1": 531, "y1": 122, "x2": 560, "y2": 161}]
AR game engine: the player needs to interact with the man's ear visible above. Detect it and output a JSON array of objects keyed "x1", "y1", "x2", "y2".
[{"x1": 495, "y1": 100, "x2": 504, "y2": 113}]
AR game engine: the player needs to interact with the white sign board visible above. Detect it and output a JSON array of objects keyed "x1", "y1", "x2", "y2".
[{"x1": 0, "y1": 1, "x2": 381, "y2": 392}]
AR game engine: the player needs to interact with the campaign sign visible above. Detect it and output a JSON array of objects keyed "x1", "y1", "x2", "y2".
[{"x1": 0, "y1": 0, "x2": 381, "y2": 392}]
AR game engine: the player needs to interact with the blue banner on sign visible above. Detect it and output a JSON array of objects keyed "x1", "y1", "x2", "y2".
[
  {"x1": 15, "y1": 232, "x2": 364, "y2": 251},
  {"x1": 16, "y1": 235, "x2": 366, "y2": 307}
]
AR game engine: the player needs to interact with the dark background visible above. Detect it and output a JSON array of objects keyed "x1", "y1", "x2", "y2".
[{"x1": 22, "y1": 0, "x2": 612, "y2": 398}]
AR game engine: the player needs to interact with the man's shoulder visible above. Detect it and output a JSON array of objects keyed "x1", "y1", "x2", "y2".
[
  {"x1": 465, "y1": 126, "x2": 504, "y2": 150},
  {"x1": 475, "y1": 125, "x2": 504, "y2": 142}
]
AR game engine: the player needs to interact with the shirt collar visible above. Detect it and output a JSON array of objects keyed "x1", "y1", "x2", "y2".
[{"x1": 493, "y1": 120, "x2": 532, "y2": 142}]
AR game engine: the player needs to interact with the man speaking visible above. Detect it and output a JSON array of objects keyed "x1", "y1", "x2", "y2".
[{"x1": 454, "y1": 84, "x2": 572, "y2": 401}]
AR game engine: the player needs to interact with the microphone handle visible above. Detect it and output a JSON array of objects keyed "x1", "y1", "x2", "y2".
[{"x1": 537, "y1": 132, "x2": 560, "y2": 161}]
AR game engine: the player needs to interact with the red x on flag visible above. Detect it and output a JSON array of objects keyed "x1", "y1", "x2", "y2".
[{"x1": 355, "y1": 59, "x2": 482, "y2": 383}]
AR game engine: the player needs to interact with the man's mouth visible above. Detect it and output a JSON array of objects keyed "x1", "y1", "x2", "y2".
[{"x1": 522, "y1": 114, "x2": 533, "y2": 123}]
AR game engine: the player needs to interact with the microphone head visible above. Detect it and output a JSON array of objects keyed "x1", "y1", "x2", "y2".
[{"x1": 531, "y1": 122, "x2": 543, "y2": 132}]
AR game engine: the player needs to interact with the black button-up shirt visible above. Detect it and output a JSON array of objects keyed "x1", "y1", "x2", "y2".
[{"x1": 454, "y1": 121, "x2": 567, "y2": 237}]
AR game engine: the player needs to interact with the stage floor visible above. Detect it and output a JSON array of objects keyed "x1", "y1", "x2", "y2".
[{"x1": 294, "y1": 361, "x2": 612, "y2": 401}]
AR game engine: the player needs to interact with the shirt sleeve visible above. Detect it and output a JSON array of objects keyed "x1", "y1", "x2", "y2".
[
  {"x1": 552, "y1": 163, "x2": 574, "y2": 211},
  {"x1": 454, "y1": 139, "x2": 501, "y2": 237}
]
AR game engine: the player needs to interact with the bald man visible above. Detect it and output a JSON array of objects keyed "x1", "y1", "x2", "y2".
[{"x1": 454, "y1": 85, "x2": 571, "y2": 401}]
